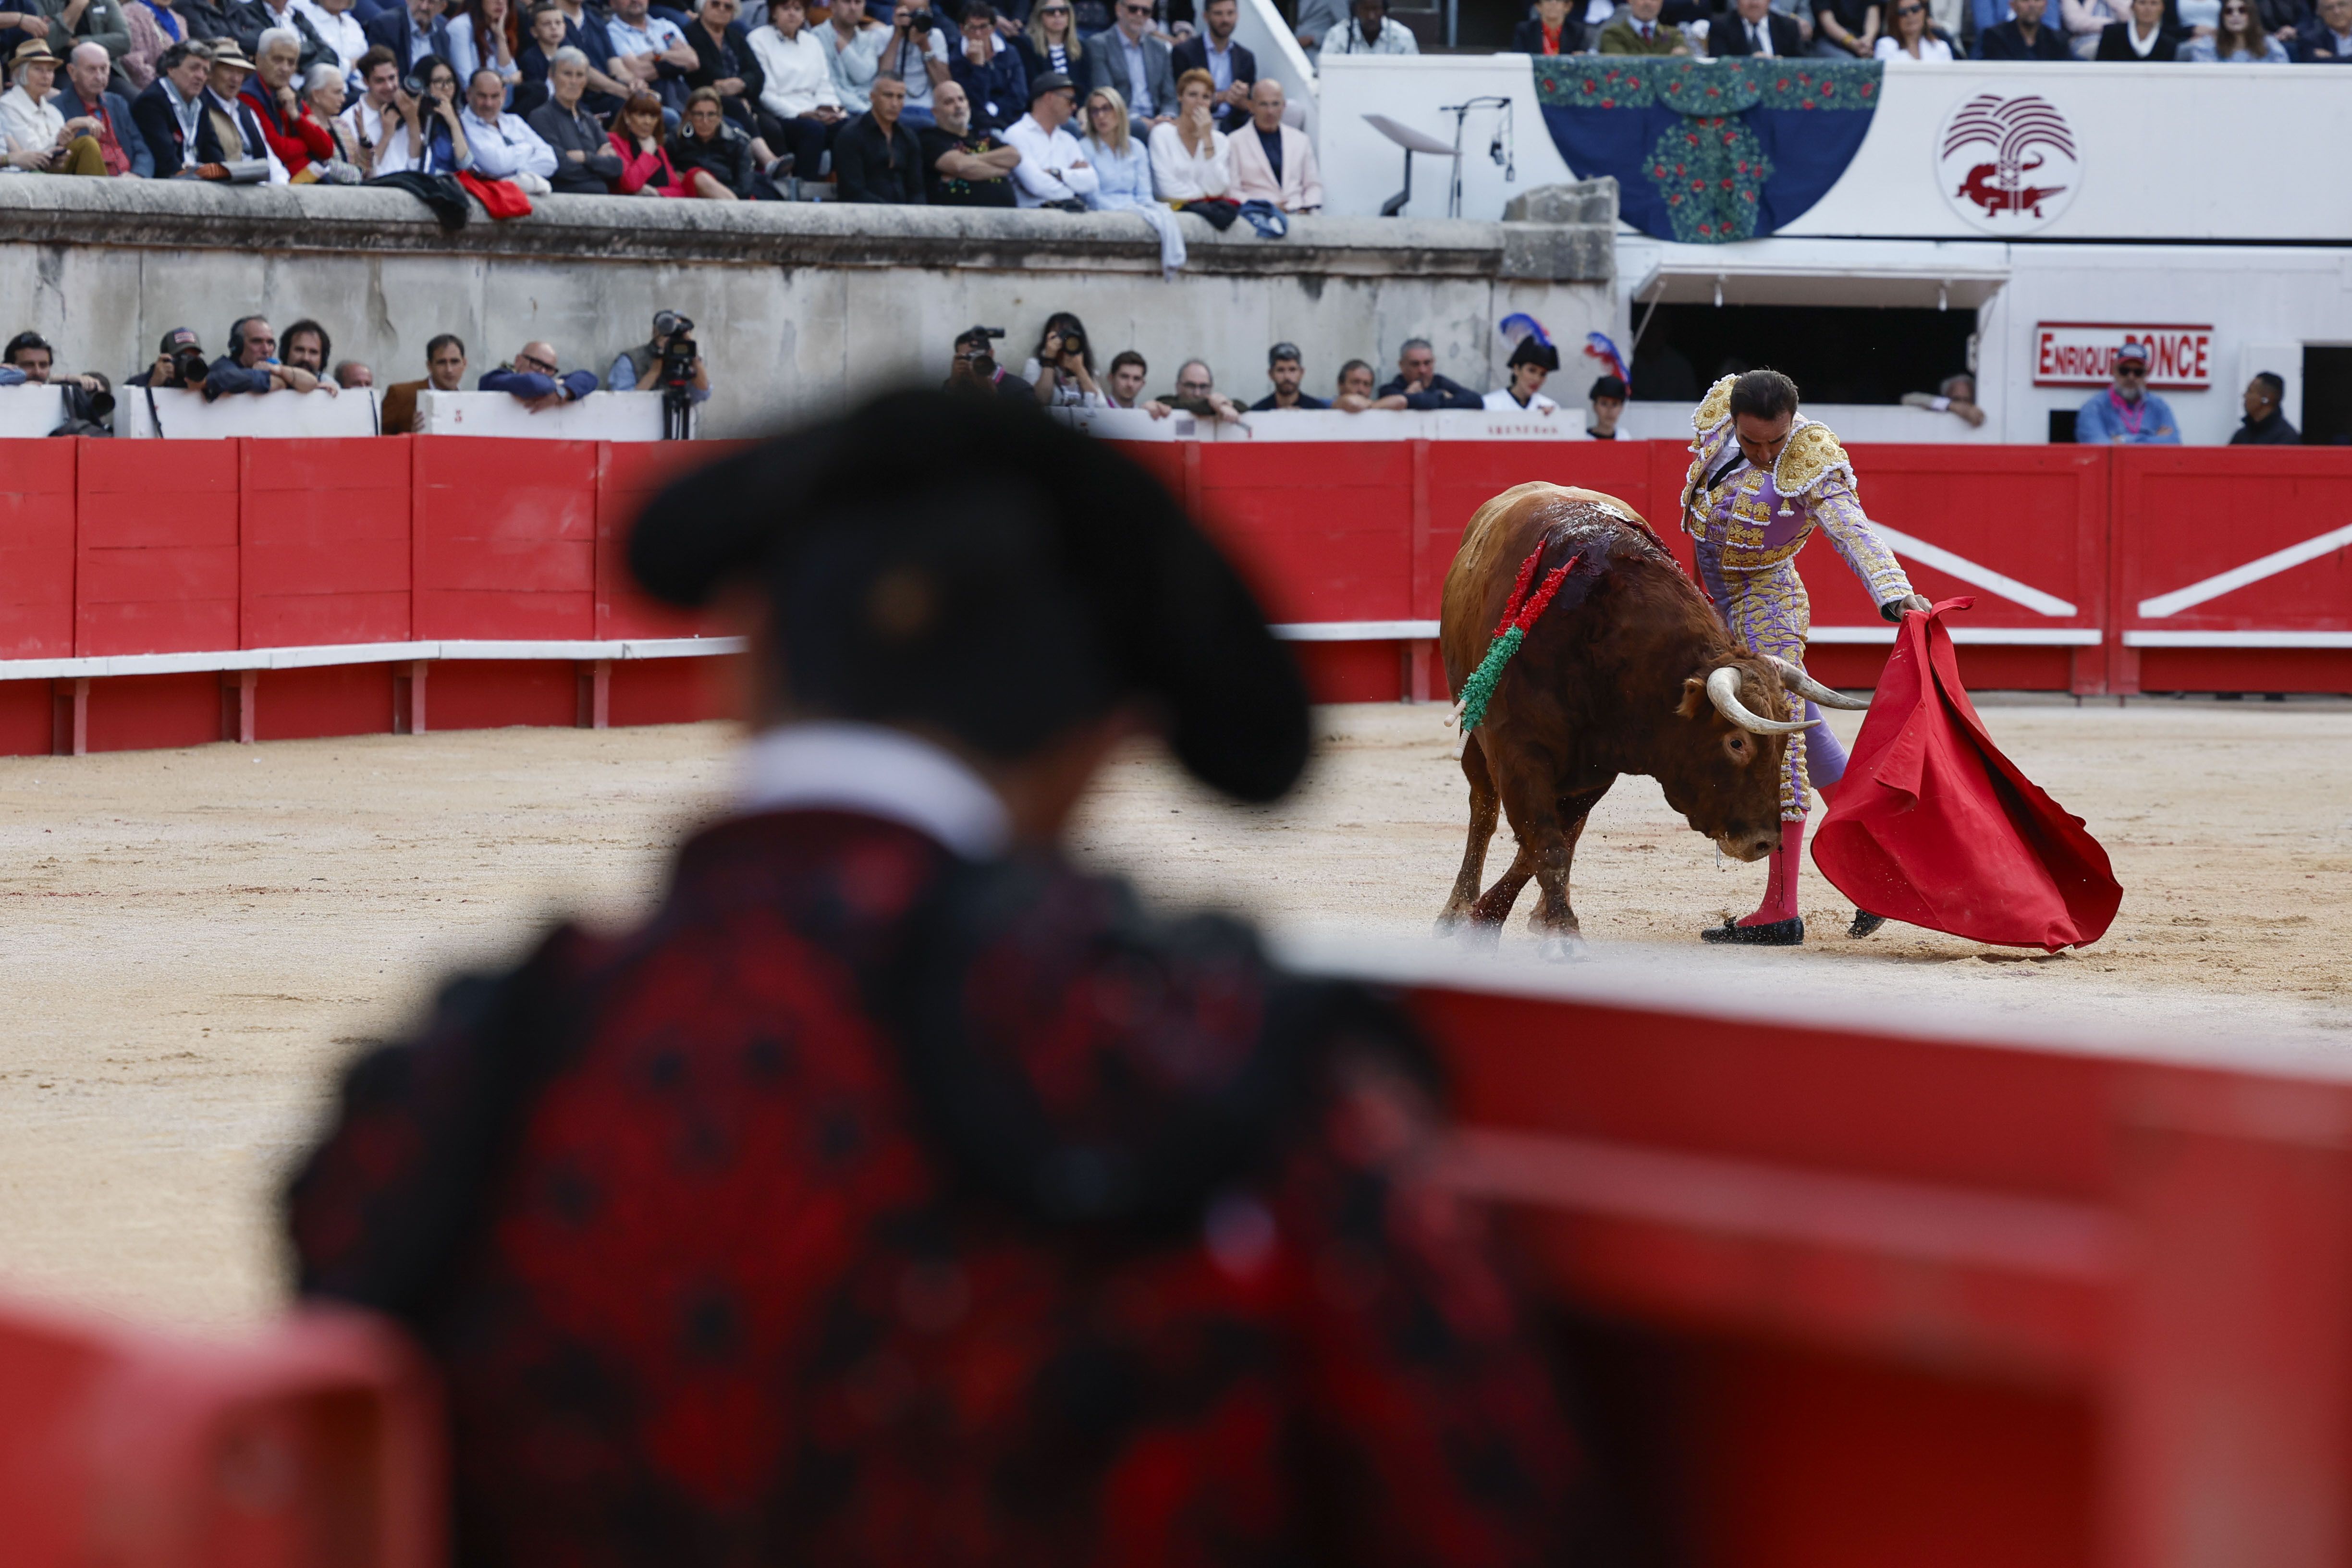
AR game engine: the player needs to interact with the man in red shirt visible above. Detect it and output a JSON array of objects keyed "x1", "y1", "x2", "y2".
[
  {"x1": 238, "y1": 24, "x2": 333, "y2": 175},
  {"x1": 289, "y1": 391, "x2": 1591, "y2": 1568},
  {"x1": 53, "y1": 41, "x2": 152, "y2": 176}
]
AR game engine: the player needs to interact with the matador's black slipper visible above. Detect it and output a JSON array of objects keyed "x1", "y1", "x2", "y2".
[
  {"x1": 1849, "y1": 911, "x2": 1887, "y2": 939},
  {"x1": 1700, "y1": 916, "x2": 1804, "y2": 947}
]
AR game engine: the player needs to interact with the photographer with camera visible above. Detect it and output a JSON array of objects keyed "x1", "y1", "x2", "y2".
[
  {"x1": 127, "y1": 326, "x2": 210, "y2": 390},
  {"x1": 2, "y1": 331, "x2": 115, "y2": 434},
  {"x1": 943, "y1": 325, "x2": 1031, "y2": 404},
  {"x1": 202, "y1": 314, "x2": 329, "y2": 400},
  {"x1": 611, "y1": 309, "x2": 712, "y2": 408},
  {"x1": 1022, "y1": 312, "x2": 1102, "y2": 408},
  {"x1": 880, "y1": 0, "x2": 947, "y2": 127},
  {"x1": 372, "y1": 51, "x2": 471, "y2": 174}
]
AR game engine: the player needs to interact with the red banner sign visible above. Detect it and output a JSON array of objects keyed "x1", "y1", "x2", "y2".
[{"x1": 2033, "y1": 321, "x2": 2213, "y2": 390}]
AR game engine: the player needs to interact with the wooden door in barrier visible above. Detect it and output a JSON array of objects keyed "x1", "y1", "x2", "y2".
[
  {"x1": 242, "y1": 437, "x2": 413, "y2": 649},
  {"x1": 412, "y1": 437, "x2": 598, "y2": 640},
  {"x1": 0, "y1": 439, "x2": 76, "y2": 659},
  {"x1": 75, "y1": 438, "x2": 239, "y2": 657},
  {"x1": 595, "y1": 440, "x2": 748, "y2": 641}
]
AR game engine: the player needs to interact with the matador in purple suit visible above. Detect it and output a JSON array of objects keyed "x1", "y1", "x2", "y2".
[{"x1": 1680, "y1": 369, "x2": 1931, "y2": 946}]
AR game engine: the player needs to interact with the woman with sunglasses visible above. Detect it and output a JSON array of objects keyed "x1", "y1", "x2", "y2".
[
  {"x1": 2184, "y1": 0, "x2": 2288, "y2": 53},
  {"x1": 1014, "y1": 0, "x2": 1081, "y2": 84},
  {"x1": 1873, "y1": 0, "x2": 1953, "y2": 54}
]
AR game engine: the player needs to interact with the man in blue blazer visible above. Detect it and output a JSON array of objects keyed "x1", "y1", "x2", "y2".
[
  {"x1": 1169, "y1": 0, "x2": 1251, "y2": 131},
  {"x1": 362, "y1": 0, "x2": 453, "y2": 78},
  {"x1": 50, "y1": 38, "x2": 153, "y2": 175},
  {"x1": 1080, "y1": 0, "x2": 1172, "y2": 137},
  {"x1": 130, "y1": 41, "x2": 227, "y2": 175}
]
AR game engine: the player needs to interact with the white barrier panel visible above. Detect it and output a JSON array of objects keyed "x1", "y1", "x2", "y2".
[
  {"x1": 1617, "y1": 400, "x2": 2003, "y2": 445},
  {"x1": 0, "y1": 384, "x2": 68, "y2": 437},
  {"x1": 1055, "y1": 405, "x2": 1586, "y2": 441},
  {"x1": 418, "y1": 390, "x2": 685, "y2": 440},
  {"x1": 118, "y1": 385, "x2": 382, "y2": 439}
]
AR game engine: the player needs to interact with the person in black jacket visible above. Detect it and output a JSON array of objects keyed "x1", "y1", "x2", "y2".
[
  {"x1": 1975, "y1": 0, "x2": 2070, "y2": 54},
  {"x1": 361, "y1": 0, "x2": 453, "y2": 77},
  {"x1": 1708, "y1": 0, "x2": 1805, "y2": 52},
  {"x1": 2095, "y1": 0, "x2": 2179, "y2": 53},
  {"x1": 2229, "y1": 373, "x2": 2301, "y2": 445},
  {"x1": 1375, "y1": 338, "x2": 1481, "y2": 411},
  {"x1": 668, "y1": 84, "x2": 765, "y2": 195},
  {"x1": 682, "y1": 0, "x2": 762, "y2": 131},
  {"x1": 1168, "y1": 0, "x2": 1250, "y2": 131},
  {"x1": 526, "y1": 45, "x2": 624, "y2": 189},
  {"x1": 833, "y1": 70, "x2": 923, "y2": 200},
  {"x1": 225, "y1": 0, "x2": 331, "y2": 71},
  {"x1": 130, "y1": 39, "x2": 228, "y2": 174}
]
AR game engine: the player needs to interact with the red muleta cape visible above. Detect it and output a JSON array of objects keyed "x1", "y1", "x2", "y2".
[{"x1": 1811, "y1": 598, "x2": 2121, "y2": 952}]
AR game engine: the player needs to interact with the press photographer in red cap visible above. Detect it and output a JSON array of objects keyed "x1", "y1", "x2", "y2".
[{"x1": 286, "y1": 390, "x2": 1586, "y2": 1566}]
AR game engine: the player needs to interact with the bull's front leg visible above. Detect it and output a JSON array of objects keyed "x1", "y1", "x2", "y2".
[
  {"x1": 1525, "y1": 780, "x2": 1614, "y2": 961},
  {"x1": 1438, "y1": 734, "x2": 1503, "y2": 934}
]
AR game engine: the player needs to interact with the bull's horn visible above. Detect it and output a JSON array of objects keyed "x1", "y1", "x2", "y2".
[
  {"x1": 1706, "y1": 667, "x2": 1815, "y2": 735},
  {"x1": 1767, "y1": 656, "x2": 1872, "y2": 711}
]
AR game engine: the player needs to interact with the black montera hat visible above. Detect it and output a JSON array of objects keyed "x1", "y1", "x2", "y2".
[
  {"x1": 1507, "y1": 338, "x2": 1561, "y2": 372},
  {"x1": 629, "y1": 390, "x2": 1310, "y2": 804}
]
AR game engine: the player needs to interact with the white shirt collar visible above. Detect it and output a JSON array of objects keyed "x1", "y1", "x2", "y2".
[{"x1": 736, "y1": 722, "x2": 1011, "y2": 859}]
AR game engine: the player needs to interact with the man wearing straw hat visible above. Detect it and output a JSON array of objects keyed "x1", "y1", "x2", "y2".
[{"x1": 0, "y1": 39, "x2": 107, "y2": 172}]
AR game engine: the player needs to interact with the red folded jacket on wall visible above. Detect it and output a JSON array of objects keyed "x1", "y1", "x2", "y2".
[{"x1": 1812, "y1": 599, "x2": 2121, "y2": 953}]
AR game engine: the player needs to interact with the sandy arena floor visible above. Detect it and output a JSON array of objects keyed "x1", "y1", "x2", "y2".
[{"x1": 1, "y1": 699, "x2": 2347, "y2": 1329}]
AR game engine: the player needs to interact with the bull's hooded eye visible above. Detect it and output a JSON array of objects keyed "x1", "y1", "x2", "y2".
[{"x1": 1724, "y1": 733, "x2": 1751, "y2": 761}]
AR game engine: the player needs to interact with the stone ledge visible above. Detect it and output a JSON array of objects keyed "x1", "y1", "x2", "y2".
[{"x1": 0, "y1": 177, "x2": 1614, "y2": 281}]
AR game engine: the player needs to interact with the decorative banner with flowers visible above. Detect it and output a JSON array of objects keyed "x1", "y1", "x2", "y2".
[{"x1": 1532, "y1": 58, "x2": 1881, "y2": 245}]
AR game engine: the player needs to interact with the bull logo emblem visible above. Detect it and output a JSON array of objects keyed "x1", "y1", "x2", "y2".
[{"x1": 1935, "y1": 93, "x2": 2081, "y2": 233}]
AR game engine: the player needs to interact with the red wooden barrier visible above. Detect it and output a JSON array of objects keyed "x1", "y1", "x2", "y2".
[
  {"x1": 0, "y1": 441, "x2": 75, "y2": 660},
  {"x1": 413, "y1": 438, "x2": 598, "y2": 641},
  {"x1": 77, "y1": 439, "x2": 239, "y2": 657},
  {"x1": 243, "y1": 438, "x2": 412, "y2": 649}
]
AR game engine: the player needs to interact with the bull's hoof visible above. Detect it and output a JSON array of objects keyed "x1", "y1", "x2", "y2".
[
  {"x1": 1534, "y1": 930, "x2": 1587, "y2": 963},
  {"x1": 1700, "y1": 916, "x2": 1805, "y2": 947},
  {"x1": 1848, "y1": 910, "x2": 1887, "y2": 939}
]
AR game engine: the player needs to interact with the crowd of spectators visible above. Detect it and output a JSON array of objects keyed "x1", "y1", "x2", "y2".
[{"x1": 1462, "y1": 0, "x2": 2351, "y2": 60}]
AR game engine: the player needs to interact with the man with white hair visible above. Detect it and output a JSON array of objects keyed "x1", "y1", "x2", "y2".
[
  {"x1": 238, "y1": 24, "x2": 334, "y2": 175},
  {"x1": 525, "y1": 44, "x2": 624, "y2": 191},
  {"x1": 50, "y1": 39, "x2": 151, "y2": 176}
]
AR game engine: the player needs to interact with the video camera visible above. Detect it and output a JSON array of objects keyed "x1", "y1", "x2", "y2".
[{"x1": 653, "y1": 310, "x2": 698, "y2": 439}]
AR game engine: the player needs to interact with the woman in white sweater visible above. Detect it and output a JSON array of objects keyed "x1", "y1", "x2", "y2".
[
  {"x1": 1147, "y1": 69, "x2": 1230, "y2": 218},
  {"x1": 749, "y1": 0, "x2": 847, "y2": 180}
]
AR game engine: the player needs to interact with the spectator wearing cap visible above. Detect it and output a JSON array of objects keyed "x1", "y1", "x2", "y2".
[
  {"x1": 1, "y1": 40, "x2": 109, "y2": 172},
  {"x1": 1223, "y1": 77, "x2": 1316, "y2": 213},
  {"x1": 945, "y1": 325, "x2": 1030, "y2": 402},
  {"x1": 134, "y1": 42, "x2": 228, "y2": 175},
  {"x1": 1003, "y1": 68, "x2": 1094, "y2": 208},
  {"x1": 1250, "y1": 343, "x2": 1329, "y2": 411},
  {"x1": 379, "y1": 331, "x2": 466, "y2": 434},
  {"x1": 2076, "y1": 341, "x2": 2179, "y2": 444},
  {"x1": 919, "y1": 78, "x2": 1017, "y2": 205},
  {"x1": 202, "y1": 37, "x2": 282, "y2": 174},
  {"x1": 241, "y1": 24, "x2": 334, "y2": 174},
  {"x1": 947, "y1": 0, "x2": 1023, "y2": 131},
  {"x1": 1976, "y1": 0, "x2": 2071, "y2": 54},
  {"x1": 2230, "y1": 372, "x2": 2300, "y2": 444},
  {"x1": 832, "y1": 68, "x2": 922, "y2": 200},
  {"x1": 52, "y1": 39, "x2": 150, "y2": 174},
  {"x1": 128, "y1": 325, "x2": 206, "y2": 388},
  {"x1": 480, "y1": 340, "x2": 599, "y2": 409},
  {"x1": 1484, "y1": 338, "x2": 1560, "y2": 412},
  {"x1": 1586, "y1": 374, "x2": 1626, "y2": 438},
  {"x1": 1376, "y1": 337, "x2": 1481, "y2": 410}
]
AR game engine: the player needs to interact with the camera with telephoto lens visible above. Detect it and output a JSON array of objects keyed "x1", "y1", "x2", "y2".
[
  {"x1": 958, "y1": 325, "x2": 1005, "y2": 380},
  {"x1": 1055, "y1": 328, "x2": 1084, "y2": 359},
  {"x1": 169, "y1": 345, "x2": 208, "y2": 387},
  {"x1": 903, "y1": 7, "x2": 932, "y2": 24}
]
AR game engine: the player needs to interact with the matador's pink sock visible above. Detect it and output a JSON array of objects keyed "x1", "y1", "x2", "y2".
[{"x1": 1737, "y1": 817, "x2": 1807, "y2": 927}]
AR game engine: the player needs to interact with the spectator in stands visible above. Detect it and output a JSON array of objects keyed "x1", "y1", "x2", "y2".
[
  {"x1": 1004, "y1": 70, "x2": 1092, "y2": 208},
  {"x1": 1251, "y1": 342, "x2": 1328, "y2": 410},
  {"x1": 1514, "y1": 0, "x2": 1586, "y2": 53},
  {"x1": 538, "y1": 0, "x2": 626, "y2": 115},
  {"x1": 1148, "y1": 67, "x2": 1225, "y2": 214},
  {"x1": 1322, "y1": 0, "x2": 1418, "y2": 53},
  {"x1": 31, "y1": 0, "x2": 136, "y2": 84},
  {"x1": 833, "y1": 68, "x2": 920, "y2": 196},
  {"x1": 379, "y1": 330, "x2": 465, "y2": 432},
  {"x1": 528, "y1": 44, "x2": 620, "y2": 188},
  {"x1": 2, "y1": 331, "x2": 112, "y2": 429},
  {"x1": 878, "y1": 0, "x2": 946, "y2": 127},
  {"x1": 242, "y1": 26, "x2": 336, "y2": 173},
  {"x1": 1333, "y1": 356, "x2": 1402, "y2": 411},
  {"x1": 204, "y1": 314, "x2": 329, "y2": 398},
  {"x1": 1976, "y1": 0, "x2": 2070, "y2": 54},
  {"x1": 1077, "y1": 83, "x2": 1150, "y2": 201},
  {"x1": 281, "y1": 318, "x2": 331, "y2": 378},
  {"x1": 376, "y1": 51, "x2": 469, "y2": 171},
  {"x1": 448, "y1": 0, "x2": 521, "y2": 98},
  {"x1": 1810, "y1": 0, "x2": 1878, "y2": 52},
  {"x1": 1225, "y1": 77, "x2": 1316, "y2": 213},
  {"x1": 132, "y1": 41, "x2": 223, "y2": 173},
  {"x1": 1170, "y1": 0, "x2": 1248, "y2": 130},
  {"x1": 947, "y1": 1, "x2": 1022, "y2": 130},
  {"x1": 919, "y1": 77, "x2": 1017, "y2": 203},
  {"x1": 1484, "y1": 338, "x2": 1559, "y2": 412},
  {"x1": 52, "y1": 39, "x2": 150, "y2": 173},
  {"x1": 609, "y1": 86, "x2": 686, "y2": 190},
  {"x1": 514, "y1": 3, "x2": 563, "y2": 114},
  {"x1": 605, "y1": 0, "x2": 694, "y2": 110},
  {"x1": 820, "y1": 0, "x2": 888, "y2": 115},
  {"x1": 1713, "y1": 0, "x2": 1804, "y2": 50},
  {"x1": 2059, "y1": 0, "x2": 2127, "y2": 54},
  {"x1": 1013, "y1": 0, "x2": 1080, "y2": 81},
  {"x1": 3, "y1": 331, "x2": 103, "y2": 395},
  {"x1": 1901, "y1": 371, "x2": 1986, "y2": 426},
  {"x1": 2293, "y1": 0, "x2": 2350, "y2": 53},
  {"x1": 127, "y1": 324, "x2": 205, "y2": 388},
  {"x1": 2076, "y1": 339, "x2": 2179, "y2": 444},
  {"x1": 945, "y1": 324, "x2": 1029, "y2": 400},
  {"x1": 1153, "y1": 356, "x2": 1243, "y2": 419},
  {"x1": 1293, "y1": 0, "x2": 1345, "y2": 49},
  {"x1": 1875, "y1": 0, "x2": 1955, "y2": 53},
  {"x1": 684, "y1": 0, "x2": 761, "y2": 131},
  {"x1": 228, "y1": 0, "x2": 324, "y2": 74},
  {"x1": 2230, "y1": 372, "x2": 2299, "y2": 443},
  {"x1": 1102, "y1": 346, "x2": 1170, "y2": 416},
  {"x1": 362, "y1": 0, "x2": 453, "y2": 79},
  {"x1": 481, "y1": 340, "x2": 599, "y2": 408},
  {"x1": 462, "y1": 62, "x2": 553, "y2": 183},
  {"x1": 306, "y1": 61, "x2": 364, "y2": 172},
  {"x1": 302, "y1": 0, "x2": 366, "y2": 81},
  {"x1": 1022, "y1": 313, "x2": 1102, "y2": 405},
  {"x1": 1, "y1": 40, "x2": 105, "y2": 172},
  {"x1": 121, "y1": 0, "x2": 183, "y2": 93},
  {"x1": 2096, "y1": 0, "x2": 2179, "y2": 51},
  {"x1": 1377, "y1": 338, "x2": 1480, "y2": 410},
  {"x1": 333, "y1": 359, "x2": 370, "y2": 387},
  {"x1": 749, "y1": 0, "x2": 843, "y2": 183},
  {"x1": 1082, "y1": 0, "x2": 1171, "y2": 135},
  {"x1": 335, "y1": 45, "x2": 395, "y2": 171},
  {"x1": 609, "y1": 310, "x2": 710, "y2": 400},
  {"x1": 2187, "y1": 0, "x2": 2291, "y2": 50},
  {"x1": 200, "y1": 41, "x2": 281, "y2": 173},
  {"x1": 1587, "y1": 373, "x2": 1626, "y2": 438},
  {"x1": 1601, "y1": 0, "x2": 1691, "y2": 51},
  {"x1": 667, "y1": 82, "x2": 767, "y2": 196}
]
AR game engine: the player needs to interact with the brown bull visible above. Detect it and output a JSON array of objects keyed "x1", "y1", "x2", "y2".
[{"x1": 1438, "y1": 482, "x2": 1847, "y2": 956}]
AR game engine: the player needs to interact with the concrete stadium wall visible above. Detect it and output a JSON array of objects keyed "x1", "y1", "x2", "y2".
[{"x1": 0, "y1": 180, "x2": 1617, "y2": 440}]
